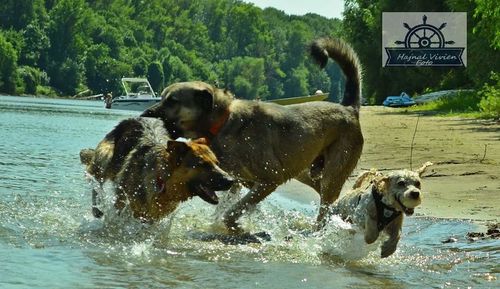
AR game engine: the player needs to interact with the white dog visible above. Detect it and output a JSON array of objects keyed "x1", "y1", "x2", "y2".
[{"x1": 329, "y1": 162, "x2": 433, "y2": 258}]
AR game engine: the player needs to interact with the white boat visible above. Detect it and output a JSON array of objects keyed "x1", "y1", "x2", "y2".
[
  {"x1": 106, "y1": 78, "x2": 328, "y2": 111},
  {"x1": 106, "y1": 78, "x2": 160, "y2": 111}
]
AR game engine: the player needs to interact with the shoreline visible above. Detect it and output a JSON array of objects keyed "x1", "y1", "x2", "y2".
[{"x1": 278, "y1": 106, "x2": 499, "y2": 226}]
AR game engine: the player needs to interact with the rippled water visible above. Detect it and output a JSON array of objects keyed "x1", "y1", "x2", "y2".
[{"x1": 0, "y1": 96, "x2": 498, "y2": 288}]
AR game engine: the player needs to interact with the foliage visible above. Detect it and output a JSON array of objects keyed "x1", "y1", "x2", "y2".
[
  {"x1": 343, "y1": 0, "x2": 498, "y2": 106},
  {"x1": 0, "y1": 0, "x2": 497, "y2": 115},
  {"x1": 0, "y1": 31, "x2": 18, "y2": 94},
  {"x1": 18, "y1": 66, "x2": 47, "y2": 95},
  {"x1": 478, "y1": 73, "x2": 500, "y2": 118},
  {"x1": 412, "y1": 91, "x2": 481, "y2": 113},
  {"x1": 147, "y1": 61, "x2": 164, "y2": 94},
  {"x1": 217, "y1": 56, "x2": 268, "y2": 99},
  {"x1": 0, "y1": 0, "x2": 343, "y2": 98}
]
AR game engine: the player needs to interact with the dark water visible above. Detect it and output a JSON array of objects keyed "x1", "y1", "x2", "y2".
[{"x1": 0, "y1": 96, "x2": 498, "y2": 288}]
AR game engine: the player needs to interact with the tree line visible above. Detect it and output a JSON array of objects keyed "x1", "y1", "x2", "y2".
[{"x1": 0, "y1": 0, "x2": 498, "y2": 106}]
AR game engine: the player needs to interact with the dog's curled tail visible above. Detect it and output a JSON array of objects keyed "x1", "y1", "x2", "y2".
[{"x1": 310, "y1": 38, "x2": 362, "y2": 109}]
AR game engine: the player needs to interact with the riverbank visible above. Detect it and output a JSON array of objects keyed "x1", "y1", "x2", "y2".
[
  {"x1": 279, "y1": 106, "x2": 499, "y2": 223},
  {"x1": 360, "y1": 106, "x2": 499, "y2": 222}
]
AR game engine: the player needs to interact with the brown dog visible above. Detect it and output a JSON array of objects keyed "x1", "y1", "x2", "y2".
[
  {"x1": 329, "y1": 162, "x2": 432, "y2": 257},
  {"x1": 80, "y1": 117, "x2": 234, "y2": 222},
  {"x1": 142, "y1": 37, "x2": 363, "y2": 231}
]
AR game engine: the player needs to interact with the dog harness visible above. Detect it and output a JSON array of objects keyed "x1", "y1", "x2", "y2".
[{"x1": 371, "y1": 187, "x2": 402, "y2": 231}]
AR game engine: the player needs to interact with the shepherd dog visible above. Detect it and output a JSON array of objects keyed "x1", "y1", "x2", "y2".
[
  {"x1": 141, "y1": 37, "x2": 363, "y2": 231},
  {"x1": 79, "y1": 117, "x2": 234, "y2": 222},
  {"x1": 328, "y1": 162, "x2": 432, "y2": 257}
]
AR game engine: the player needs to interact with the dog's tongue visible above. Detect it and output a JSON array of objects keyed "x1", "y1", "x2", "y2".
[{"x1": 197, "y1": 186, "x2": 219, "y2": 205}]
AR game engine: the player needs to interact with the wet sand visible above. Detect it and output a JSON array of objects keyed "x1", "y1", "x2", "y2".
[{"x1": 278, "y1": 106, "x2": 499, "y2": 222}]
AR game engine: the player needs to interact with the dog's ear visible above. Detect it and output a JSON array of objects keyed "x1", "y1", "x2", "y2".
[
  {"x1": 373, "y1": 176, "x2": 390, "y2": 193},
  {"x1": 192, "y1": 137, "x2": 208, "y2": 145},
  {"x1": 416, "y1": 161, "x2": 433, "y2": 177},
  {"x1": 352, "y1": 170, "x2": 378, "y2": 189},
  {"x1": 194, "y1": 89, "x2": 214, "y2": 111},
  {"x1": 166, "y1": 140, "x2": 190, "y2": 166},
  {"x1": 160, "y1": 86, "x2": 169, "y2": 100},
  {"x1": 141, "y1": 102, "x2": 162, "y2": 118}
]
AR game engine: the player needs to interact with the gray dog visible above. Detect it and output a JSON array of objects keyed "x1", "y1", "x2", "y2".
[
  {"x1": 142, "y1": 38, "x2": 363, "y2": 231},
  {"x1": 329, "y1": 162, "x2": 432, "y2": 257}
]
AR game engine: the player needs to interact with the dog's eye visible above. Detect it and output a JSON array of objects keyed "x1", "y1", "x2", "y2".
[
  {"x1": 397, "y1": 180, "x2": 406, "y2": 187},
  {"x1": 415, "y1": 181, "x2": 421, "y2": 188}
]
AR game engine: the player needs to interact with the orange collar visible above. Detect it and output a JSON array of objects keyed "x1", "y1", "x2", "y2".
[{"x1": 208, "y1": 109, "x2": 230, "y2": 137}]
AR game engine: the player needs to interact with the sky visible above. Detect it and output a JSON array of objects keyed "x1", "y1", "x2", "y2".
[{"x1": 245, "y1": 0, "x2": 345, "y2": 19}]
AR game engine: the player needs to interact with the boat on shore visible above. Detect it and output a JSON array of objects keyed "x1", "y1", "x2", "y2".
[
  {"x1": 107, "y1": 79, "x2": 328, "y2": 111},
  {"x1": 106, "y1": 78, "x2": 160, "y2": 111},
  {"x1": 267, "y1": 92, "x2": 328, "y2": 105}
]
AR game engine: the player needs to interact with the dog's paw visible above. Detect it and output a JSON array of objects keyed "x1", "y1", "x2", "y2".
[
  {"x1": 380, "y1": 242, "x2": 398, "y2": 258},
  {"x1": 222, "y1": 218, "x2": 242, "y2": 234}
]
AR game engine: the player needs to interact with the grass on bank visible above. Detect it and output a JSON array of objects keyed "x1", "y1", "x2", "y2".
[
  {"x1": 409, "y1": 90, "x2": 482, "y2": 117},
  {"x1": 408, "y1": 79, "x2": 499, "y2": 119}
]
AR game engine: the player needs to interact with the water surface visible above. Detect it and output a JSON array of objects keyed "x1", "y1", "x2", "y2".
[{"x1": 0, "y1": 96, "x2": 498, "y2": 288}]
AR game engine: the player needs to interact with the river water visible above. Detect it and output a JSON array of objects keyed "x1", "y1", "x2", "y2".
[{"x1": 0, "y1": 96, "x2": 498, "y2": 288}]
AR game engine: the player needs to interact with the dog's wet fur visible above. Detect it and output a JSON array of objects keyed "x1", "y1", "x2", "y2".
[
  {"x1": 142, "y1": 38, "x2": 364, "y2": 231},
  {"x1": 329, "y1": 162, "x2": 432, "y2": 258},
  {"x1": 80, "y1": 117, "x2": 233, "y2": 222}
]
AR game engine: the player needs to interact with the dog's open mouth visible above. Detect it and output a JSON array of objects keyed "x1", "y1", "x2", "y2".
[
  {"x1": 396, "y1": 197, "x2": 415, "y2": 216},
  {"x1": 403, "y1": 207, "x2": 414, "y2": 216},
  {"x1": 194, "y1": 184, "x2": 219, "y2": 205}
]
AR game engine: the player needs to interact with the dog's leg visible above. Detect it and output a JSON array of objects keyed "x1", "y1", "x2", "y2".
[
  {"x1": 364, "y1": 216, "x2": 380, "y2": 244},
  {"x1": 310, "y1": 155, "x2": 325, "y2": 180},
  {"x1": 213, "y1": 183, "x2": 243, "y2": 223},
  {"x1": 92, "y1": 186, "x2": 104, "y2": 218},
  {"x1": 317, "y1": 136, "x2": 363, "y2": 227},
  {"x1": 296, "y1": 170, "x2": 337, "y2": 229},
  {"x1": 380, "y1": 215, "x2": 403, "y2": 258},
  {"x1": 114, "y1": 185, "x2": 127, "y2": 214},
  {"x1": 223, "y1": 182, "x2": 278, "y2": 233},
  {"x1": 295, "y1": 170, "x2": 321, "y2": 192}
]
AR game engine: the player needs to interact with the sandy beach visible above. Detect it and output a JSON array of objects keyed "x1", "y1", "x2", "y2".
[{"x1": 278, "y1": 106, "x2": 499, "y2": 223}]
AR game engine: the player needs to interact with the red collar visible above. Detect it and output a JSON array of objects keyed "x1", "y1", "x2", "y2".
[{"x1": 208, "y1": 109, "x2": 230, "y2": 137}]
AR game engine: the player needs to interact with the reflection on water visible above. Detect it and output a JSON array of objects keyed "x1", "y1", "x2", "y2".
[{"x1": 0, "y1": 96, "x2": 498, "y2": 288}]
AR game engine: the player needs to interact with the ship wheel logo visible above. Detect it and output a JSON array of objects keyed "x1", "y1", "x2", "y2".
[
  {"x1": 395, "y1": 15, "x2": 455, "y2": 49},
  {"x1": 383, "y1": 13, "x2": 466, "y2": 67}
]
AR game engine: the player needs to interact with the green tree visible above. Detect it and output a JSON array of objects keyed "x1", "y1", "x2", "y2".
[
  {"x1": 147, "y1": 61, "x2": 164, "y2": 94},
  {"x1": 20, "y1": 21, "x2": 50, "y2": 66},
  {"x1": 0, "y1": 32, "x2": 18, "y2": 94},
  {"x1": 45, "y1": 0, "x2": 94, "y2": 93},
  {"x1": 18, "y1": 66, "x2": 46, "y2": 95},
  {"x1": 217, "y1": 56, "x2": 268, "y2": 99},
  {"x1": 84, "y1": 43, "x2": 132, "y2": 95},
  {"x1": 284, "y1": 65, "x2": 310, "y2": 97},
  {"x1": 343, "y1": 0, "x2": 476, "y2": 103},
  {"x1": 0, "y1": 0, "x2": 347, "y2": 97},
  {"x1": 166, "y1": 56, "x2": 194, "y2": 83},
  {"x1": 0, "y1": 0, "x2": 46, "y2": 30},
  {"x1": 48, "y1": 58, "x2": 83, "y2": 96}
]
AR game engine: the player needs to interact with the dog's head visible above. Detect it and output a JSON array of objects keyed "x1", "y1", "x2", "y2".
[
  {"x1": 142, "y1": 81, "x2": 233, "y2": 139},
  {"x1": 152, "y1": 138, "x2": 234, "y2": 208},
  {"x1": 373, "y1": 162, "x2": 432, "y2": 216}
]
